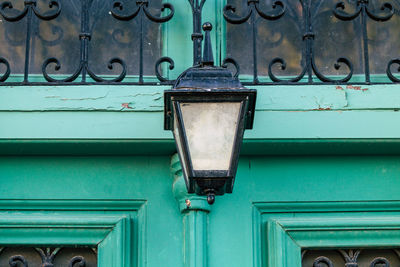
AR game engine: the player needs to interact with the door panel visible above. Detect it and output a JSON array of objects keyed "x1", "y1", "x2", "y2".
[
  {"x1": 208, "y1": 156, "x2": 400, "y2": 267},
  {"x1": 0, "y1": 156, "x2": 183, "y2": 267},
  {"x1": 0, "y1": 199, "x2": 144, "y2": 267}
]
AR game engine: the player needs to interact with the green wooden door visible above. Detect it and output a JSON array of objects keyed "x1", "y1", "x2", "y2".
[{"x1": 2, "y1": 155, "x2": 400, "y2": 267}]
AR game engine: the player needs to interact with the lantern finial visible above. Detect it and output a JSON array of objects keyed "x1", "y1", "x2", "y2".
[{"x1": 202, "y1": 22, "x2": 214, "y2": 66}]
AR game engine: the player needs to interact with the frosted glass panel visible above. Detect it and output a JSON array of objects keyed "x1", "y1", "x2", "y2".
[
  {"x1": 180, "y1": 102, "x2": 241, "y2": 171},
  {"x1": 173, "y1": 107, "x2": 189, "y2": 179}
]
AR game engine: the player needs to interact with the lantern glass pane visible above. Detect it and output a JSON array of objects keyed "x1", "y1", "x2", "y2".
[
  {"x1": 173, "y1": 108, "x2": 189, "y2": 180},
  {"x1": 179, "y1": 102, "x2": 242, "y2": 171}
]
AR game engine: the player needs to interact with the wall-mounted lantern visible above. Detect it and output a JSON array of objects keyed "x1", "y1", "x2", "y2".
[{"x1": 164, "y1": 18, "x2": 256, "y2": 204}]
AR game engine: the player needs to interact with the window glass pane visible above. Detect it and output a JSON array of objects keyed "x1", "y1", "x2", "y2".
[
  {"x1": 226, "y1": 0, "x2": 304, "y2": 78},
  {"x1": 369, "y1": 0, "x2": 400, "y2": 82},
  {"x1": 302, "y1": 249, "x2": 400, "y2": 267},
  {"x1": 225, "y1": 0, "x2": 400, "y2": 82},
  {"x1": 0, "y1": 247, "x2": 97, "y2": 267},
  {"x1": 0, "y1": 0, "x2": 165, "y2": 81},
  {"x1": 88, "y1": 0, "x2": 163, "y2": 78}
]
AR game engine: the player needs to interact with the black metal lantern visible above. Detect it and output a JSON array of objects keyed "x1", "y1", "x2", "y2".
[{"x1": 164, "y1": 22, "x2": 256, "y2": 204}]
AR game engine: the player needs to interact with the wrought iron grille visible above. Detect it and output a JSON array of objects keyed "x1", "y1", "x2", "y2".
[
  {"x1": 0, "y1": 0, "x2": 174, "y2": 85},
  {"x1": 225, "y1": 0, "x2": 400, "y2": 85},
  {"x1": 0, "y1": 0, "x2": 400, "y2": 86},
  {"x1": 0, "y1": 247, "x2": 97, "y2": 267},
  {"x1": 302, "y1": 249, "x2": 400, "y2": 267}
]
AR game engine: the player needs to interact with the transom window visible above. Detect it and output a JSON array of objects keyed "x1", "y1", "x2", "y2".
[
  {"x1": 0, "y1": 0, "x2": 400, "y2": 85},
  {"x1": 302, "y1": 249, "x2": 400, "y2": 267},
  {"x1": 0, "y1": 247, "x2": 97, "y2": 267}
]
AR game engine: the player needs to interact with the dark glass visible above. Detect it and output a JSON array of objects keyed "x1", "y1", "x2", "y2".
[
  {"x1": 226, "y1": 0, "x2": 400, "y2": 82},
  {"x1": 369, "y1": 0, "x2": 400, "y2": 82},
  {"x1": 87, "y1": 0, "x2": 163, "y2": 78},
  {"x1": 0, "y1": 0, "x2": 164, "y2": 81},
  {"x1": 302, "y1": 249, "x2": 400, "y2": 267},
  {"x1": 0, "y1": 247, "x2": 97, "y2": 267},
  {"x1": 226, "y1": 0, "x2": 304, "y2": 78}
]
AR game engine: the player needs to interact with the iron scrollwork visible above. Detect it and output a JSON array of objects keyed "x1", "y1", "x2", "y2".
[
  {"x1": 338, "y1": 249, "x2": 361, "y2": 267},
  {"x1": 0, "y1": 0, "x2": 175, "y2": 84},
  {"x1": 69, "y1": 256, "x2": 86, "y2": 267},
  {"x1": 223, "y1": 0, "x2": 285, "y2": 84},
  {"x1": 303, "y1": 248, "x2": 400, "y2": 267},
  {"x1": 0, "y1": 0, "x2": 399, "y2": 85},
  {"x1": 0, "y1": 0, "x2": 61, "y2": 82},
  {"x1": 9, "y1": 255, "x2": 28, "y2": 267},
  {"x1": 111, "y1": 0, "x2": 175, "y2": 84},
  {"x1": 313, "y1": 256, "x2": 334, "y2": 267},
  {"x1": 333, "y1": 0, "x2": 394, "y2": 83},
  {"x1": 225, "y1": 0, "x2": 354, "y2": 84},
  {"x1": 42, "y1": 0, "x2": 127, "y2": 83},
  {"x1": 224, "y1": 0, "x2": 399, "y2": 84},
  {"x1": 0, "y1": 247, "x2": 96, "y2": 267},
  {"x1": 35, "y1": 247, "x2": 61, "y2": 267}
]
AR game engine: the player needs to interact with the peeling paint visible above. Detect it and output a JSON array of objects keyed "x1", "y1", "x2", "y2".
[
  {"x1": 2, "y1": 85, "x2": 398, "y2": 113},
  {"x1": 313, "y1": 107, "x2": 332, "y2": 111},
  {"x1": 346, "y1": 85, "x2": 368, "y2": 91},
  {"x1": 343, "y1": 90, "x2": 349, "y2": 108},
  {"x1": 122, "y1": 92, "x2": 161, "y2": 98},
  {"x1": 121, "y1": 103, "x2": 133, "y2": 109},
  {"x1": 60, "y1": 92, "x2": 110, "y2": 101}
]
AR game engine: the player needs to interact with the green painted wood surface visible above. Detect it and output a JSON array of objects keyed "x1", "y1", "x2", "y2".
[
  {"x1": 254, "y1": 202, "x2": 400, "y2": 267},
  {"x1": 172, "y1": 154, "x2": 211, "y2": 267},
  {"x1": 206, "y1": 156, "x2": 400, "y2": 267},
  {"x1": 1, "y1": 156, "x2": 400, "y2": 266},
  {"x1": 0, "y1": 200, "x2": 145, "y2": 267},
  {"x1": 3, "y1": 110, "x2": 400, "y2": 140},
  {"x1": 4, "y1": 139, "x2": 400, "y2": 156},
  {"x1": 0, "y1": 157, "x2": 183, "y2": 267},
  {"x1": 0, "y1": 1, "x2": 400, "y2": 266},
  {"x1": 1, "y1": 84, "x2": 399, "y2": 112},
  {"x1": 1, "y1": 85, "x2": 400, "y2": 156}
]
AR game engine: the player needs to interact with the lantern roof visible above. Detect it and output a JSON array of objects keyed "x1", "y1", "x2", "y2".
[{"x1": 173, "y1": 65, "x2": 246, "y2": 90}]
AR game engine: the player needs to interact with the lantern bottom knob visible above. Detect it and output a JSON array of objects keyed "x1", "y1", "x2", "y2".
[{"x1": 206, "y1": 190, "x2": 216, "y2": 205}]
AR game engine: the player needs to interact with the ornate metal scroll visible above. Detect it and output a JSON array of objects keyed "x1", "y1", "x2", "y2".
[
  {"x1": 0, "y1": 0, "x2": 175, "y2": 84},
  {"x1": 224, "y1": 0, "x2": 397, "y2": 84},
  {"x1": 0, "y1": 0, "x2": 61, "y2": 82},
  {"x1": 333, "y1": 0, "x2": 394, "y2": 83},
  {"x1": 223, "y1": 0, "x2": 285, "y2": 84},
  {"x1": 0, "y1": 0, "x2": 400, "y2": 85},
  {"x1": 303, "y1": 248, "x2": 400, "y2": 267},
  {"x1": 0, "y1": 247, "x2": 97, "y2": 267},
  {"x1": 111, "y1": 0, "x2": 174, "y2": 84},
  {"x1": 42, "y1": 0, "x2": 129, "y2": 83},
  {"x1": 188, "y1": 0, "x2": 206, "y2": 66}
]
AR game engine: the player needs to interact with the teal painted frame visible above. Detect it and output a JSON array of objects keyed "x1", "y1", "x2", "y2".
[
  {"x1": 1, "y1": 1, "x2": 400, "y2": 156},
  {"x1": 253, "y1": 201, "x2": 400, "y2": 267},
  {"x1": 0, "y1": 199, "x2": 146, "y2": 267}
]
